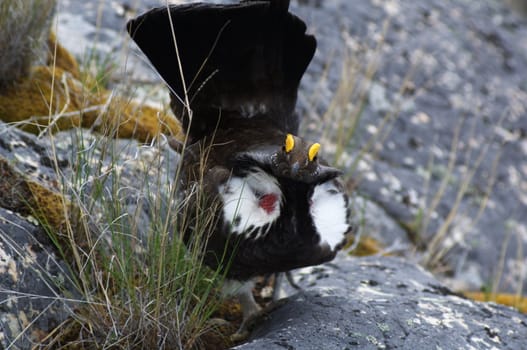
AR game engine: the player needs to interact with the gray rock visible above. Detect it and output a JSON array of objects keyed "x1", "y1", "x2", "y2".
[
  {"x1": 0, "y1": 207, "x2": 77, "y2": 349},
  {"x1": 350, "y1": 195, "x2": 411, "y2": 253},
  {"x1": 3, "y1": 0, "x2": 526, "y2": 346},
  {"x1": 0, "y1": 121, "x2": 180, "y2": 347},
  {"x1": 0, "y1": 127, "x2": 77, "y2": 348},
  {"x1": 54, "y1": 0, "x2": 527, "y2": 294},
  {"x1": 292, "y1": 0, "x2": 527, "y2": 293},
  {"x1": 236, "y1": 255, "x2": 527, "y2": 350}
]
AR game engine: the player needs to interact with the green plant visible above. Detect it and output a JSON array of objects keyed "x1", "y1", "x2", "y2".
[
  {"x1": 36, "y1": 126, "x2": 227, "y2": 349},
  {"x1": 490, "y1": 219, "x2": 525, "y2": 300},
  {"x1": 79, "y1": 48, "x2": 118, "y2": 92},
  {"x1": 39, "y1": 4, "x2": 233, "y2": 347}
]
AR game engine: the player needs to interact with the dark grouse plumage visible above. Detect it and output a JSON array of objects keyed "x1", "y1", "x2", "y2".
[{"x1": 127, "y1": 0, "x2": 352, "y2": 326}]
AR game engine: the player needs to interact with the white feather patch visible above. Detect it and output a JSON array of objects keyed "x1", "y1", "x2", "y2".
[
  {"x1": 219, "y1": 168, "x2": 282, "y2": 235},
  {"x1": 310, "y1": 180, "x2": 349, "y2": 250}
]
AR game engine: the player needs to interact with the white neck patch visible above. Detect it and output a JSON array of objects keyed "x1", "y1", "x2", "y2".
[
  {"x1": 219, "y1": 168, "x2": 282, "y2": 237},
  {"x1": 310, "y1": 180, "x2": 349, "y2": 250}
]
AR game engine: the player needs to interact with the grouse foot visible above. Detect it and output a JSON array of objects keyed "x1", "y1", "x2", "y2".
[{"x1": 230, "y1": 298, "x2": 289, "y2": 343}]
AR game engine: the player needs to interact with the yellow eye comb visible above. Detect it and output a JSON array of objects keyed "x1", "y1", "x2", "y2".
[
  {"x1": 308, "y1": 143, "x2": 320, "y2": 161},
  {"x1": 285, "y1": 134, "x2": 295, "y2": 153}
]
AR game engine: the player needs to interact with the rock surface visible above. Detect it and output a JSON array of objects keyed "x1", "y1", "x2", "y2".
[
  {"x1": 293, "y1": 0, "x2": 527, "y2": 293},
  {"x1": 54, "y1": 0, "x2": 527, "y2": 294},
  {"x1": 235, "y1": 255, "x2": 527, "y2": 350},
  {"x1": 0, "y1": 124, "x2": 75, "y2": 347},
  {"x1": 0, "y1": 121, "x2": 179, "y2": 347},
  {"x1": 0, "y1": 207, "x2": 76, "y2": 348},
  {"x1": 1, "y1": 0, "x2": 527, "y2": 347}
]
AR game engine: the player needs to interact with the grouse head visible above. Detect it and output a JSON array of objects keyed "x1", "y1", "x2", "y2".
[
  {"x1": 127, "y1": 0, "x2": 352, "y2": 325},
  {"x1": 270, "y1": 133, "x2": 342, "y2": 183}
]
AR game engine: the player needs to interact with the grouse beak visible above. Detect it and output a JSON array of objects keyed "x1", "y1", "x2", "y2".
[{"x1": 291, "y1": 161, "x2": 300, "y2": 176}]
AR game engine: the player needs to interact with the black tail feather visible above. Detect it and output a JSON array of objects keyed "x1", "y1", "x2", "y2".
[{"x1": 127, "y1": 0, "x2": 315, "y2": 142}]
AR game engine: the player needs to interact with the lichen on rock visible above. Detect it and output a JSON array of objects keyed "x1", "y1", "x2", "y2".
[
  {"x1": 0, "y1": 63, "x2": 182, "y2": 142},
  {"x1": 0, "y1": 0, "x2": 182, "y2": 143}
]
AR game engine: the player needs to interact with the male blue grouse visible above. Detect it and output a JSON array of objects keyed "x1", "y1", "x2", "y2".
[{"x1": 127, "y1": 0, "x2": 352, "y2": 325}]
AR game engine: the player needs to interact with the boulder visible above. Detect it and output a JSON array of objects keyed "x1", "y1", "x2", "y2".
[
  {"x1": 1, "y1": 0, "x2": 527, "y2": 347},
  {"x1": 55, "y1": 0, "x2": 527, "y2": 294},
  {"x1": 292, "y1": 0, "x2": 527, "y2": 294},
  {"x1": 0, "y1": 207, "x2": 76, "y2": 347},
  {"x1": 0, "y1": 123, "x2": 77, "y2": 347},
  {"x1": 236, "y1": 255, "x2": 527, "y2": 350},
  {"x1": 0, "y1": 121, "x2": 180, "y2": 347}
]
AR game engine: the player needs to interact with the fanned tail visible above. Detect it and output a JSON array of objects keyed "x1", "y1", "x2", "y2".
[{"x1": 127, "y1": 0, "x2": 316, "y2": 143}]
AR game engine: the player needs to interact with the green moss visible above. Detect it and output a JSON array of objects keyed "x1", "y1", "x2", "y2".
[
  {"x1": 47, "y1": 31, "x2": 81, "y2": 79},
  {"x1": 0, "y1": 157, "x2": 72, "y2": 232},
  {"x1": 0, "y1": 66, "x2": 84, "y2": 133},
  {"x1": 0, "y1": 10, "x2": 182, "y2": 142},
  {"x1": 0, "y1": 64, "x2": 182, "y2": 142},
  {"x1": 347, "y1": 236, "x2": 383, "y2": 256},
  {"x1": 464, "y1": 291, "x2": 527, "y2": 314}
]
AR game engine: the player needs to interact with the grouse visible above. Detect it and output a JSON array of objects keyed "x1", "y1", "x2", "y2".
[{"x1": 127, "y1": 0, "x2": 352, "y2": 325}]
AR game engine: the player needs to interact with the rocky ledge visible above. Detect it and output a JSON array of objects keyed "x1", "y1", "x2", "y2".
[
  {"x1": 55, "y1": 0, "x2": 527, "y2": 296},
  {"x1": 1, "y1": 0, "x2": 527, "y2": 347},
  {"x1": 0, "y1": 121, "x2": 526, "y2": 347},
  {"x1": 236, "y1": 255, "x2": 527, "y2": 350}
]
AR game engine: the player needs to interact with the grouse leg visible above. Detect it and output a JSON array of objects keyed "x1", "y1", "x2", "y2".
[
  {"x1": 232, "y1": 292, "x2": 288, "y2": 343},
  {"x1": 238, "y1": 283, "x2": 261, "y2": 325},
  {"x1": 272, "y1": 271, "x2": 301, "y2": 301}
]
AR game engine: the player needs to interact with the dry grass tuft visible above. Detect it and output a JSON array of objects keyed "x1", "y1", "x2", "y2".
[{"x1": 0, "y1": 0, "x2": 56, "y2": 90}]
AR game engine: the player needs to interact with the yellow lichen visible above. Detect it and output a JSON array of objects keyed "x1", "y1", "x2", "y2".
[
  {"x1": 347, "y1": 236, "x2": 384, "y2": 256},
  {"x1": 0, "y1": 249, "x2": 8, "y2": 274},
  {"x1": 18, "y1": 311, "x2": 29, "y2": 329},
  {"x1": 47, "y1": 31, "x2": 80, "y2": 79},
  {"x1": 7, "y1": 260, "x2": 17, "y2": 283},
  {"x1": 22, "y1": 245, "x2": 37, "y2": 268},
  {"x1": 463, "y1": 291, "x2": 527, "y2": 314},
  {"x1": 0, "y1": 33, "x2": 182, "y2": 142},
  {"x1": 26, "y1": 179, "x2": 72, "y2": 232},
  {"x1": 5, "y1": 313, "x2": 21, "y2": 337}
]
